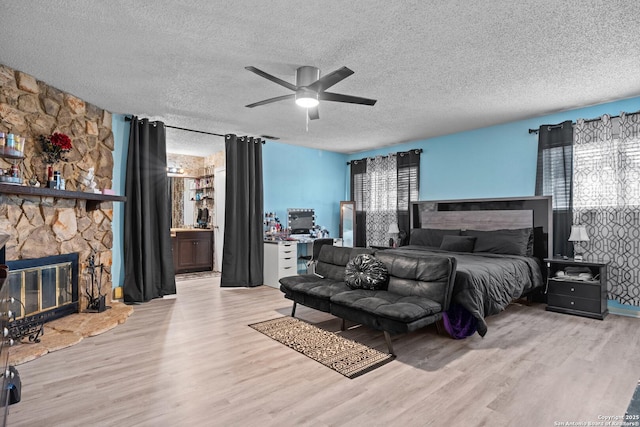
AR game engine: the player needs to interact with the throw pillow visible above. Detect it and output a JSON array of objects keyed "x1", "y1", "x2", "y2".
[
  {"x1": 410, "y1": 228, "x2": 461, "y2": 247},
  {"x1": 463, "y1": 228, "x2": 532, "y2": 256},
  {"x1": 344, "y1": 254, "x2": 389, "y2": 290},
  {"x1": 439, "y1": 235, "x2": 476, "y2": 252}
]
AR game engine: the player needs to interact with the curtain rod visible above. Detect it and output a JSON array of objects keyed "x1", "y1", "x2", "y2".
[
  {"x1": 125, "y1": 116, "x2": 225, "y2": 137},
  {"x1": 528, "y1": 110, "x2": 640, "y2": 134},
  {"x1": 346, "y1": 148, "x2": 423, "y2": 165}
]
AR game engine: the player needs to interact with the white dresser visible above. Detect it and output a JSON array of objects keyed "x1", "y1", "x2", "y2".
[{"x1": 263, "y1": 241, "x2": 298, "y2": 288}]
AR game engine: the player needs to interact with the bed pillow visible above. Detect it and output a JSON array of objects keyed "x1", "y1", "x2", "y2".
[
  {"x1": 344, "y1": 254, "x2": 389, "y2": 290},
  {"x1": 532, "y1": 226, "x2": 545, "y2": 258},
  {"x1": 410, "y1": 228, "x2": 461, "y2": 247},
  {"x1": 439, "y1": 235, "x2": 476, "y2": 253},
  {"x1": 463, "y1": 228, "x2": 533, "y2": 256}
]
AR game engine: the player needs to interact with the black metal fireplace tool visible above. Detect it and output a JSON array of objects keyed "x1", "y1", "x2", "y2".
[{"x1": 85, "y1": 254, "x2": 107, "y2": 313}]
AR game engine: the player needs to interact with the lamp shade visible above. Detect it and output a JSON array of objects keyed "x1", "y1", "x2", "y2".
[
  {"x1": 568, "y1": 225, "x2": 589, "y2": 242},
  {"x1": 387, "y1": 223, "x2": 400, "y2": 234}
]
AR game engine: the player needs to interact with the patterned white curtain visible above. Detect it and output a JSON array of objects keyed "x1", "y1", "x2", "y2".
[
  {"x1": 364, "y1": 155, "x2": 398, "y2": 246},
  {"x1": 573, "y1": 113, "x2": 640, "y2": 305}
]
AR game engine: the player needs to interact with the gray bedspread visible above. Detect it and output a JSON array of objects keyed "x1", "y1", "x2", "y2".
[{"x1": 386, "y1": 246, "x2": 544, "y2": 336}]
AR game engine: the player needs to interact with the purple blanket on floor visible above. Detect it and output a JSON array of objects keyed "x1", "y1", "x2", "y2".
[{"x1": 443, "y1": 303, "x2": 478, "y2": 339}]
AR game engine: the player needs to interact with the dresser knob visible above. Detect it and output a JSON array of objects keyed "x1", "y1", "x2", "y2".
[
  {"x1": 2, "y1": 328, "x2": 7, "y2": 337},
  {"x1": 570, "y1": 301, "x2": 575, "y2": 305},
  {"x1": 570, "y1": 287, "x2": 575, "y2": 292}
]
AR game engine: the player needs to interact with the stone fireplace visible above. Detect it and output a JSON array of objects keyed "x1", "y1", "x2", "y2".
[{"x1": 0, "y1": 64, "x2": 116, "y2": 313}]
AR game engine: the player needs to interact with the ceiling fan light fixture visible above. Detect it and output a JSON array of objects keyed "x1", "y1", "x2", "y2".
[
  {"x1": 295, "y1": 97, "x2": 319, "y2": 108},
  {"x1": 295, "y1": 88, "x2": 319, "y2": 108}
]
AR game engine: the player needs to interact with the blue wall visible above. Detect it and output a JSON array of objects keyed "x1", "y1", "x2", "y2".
[
  {"x1": 263, "y1": 142, "x2": 347, "y2": 237},
  {"x1": 111, "y1": 114, "x2": 129, "y2": 289},
  {"x1": 346, "y1": 96, "x2": 640, "y2": 200}
]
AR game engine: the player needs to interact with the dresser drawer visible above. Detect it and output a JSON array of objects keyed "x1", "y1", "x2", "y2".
[
  {"x1": 278, "y1": 265, "x2": 297, "y2": 278},
  {"x1": 548, "y1": 280, "x2": 601, "y2": 299},
  {"x1": 278, "y1": 243, "x2": 296, "y2": 257},
  {"x1": 547, "y1": 294, "x2": 601, "y2": 313},
  {"x1": 279, "y1": 255, "x2": 297, "y2": 269}
]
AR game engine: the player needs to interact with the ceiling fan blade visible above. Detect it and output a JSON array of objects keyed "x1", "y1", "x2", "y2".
[
  {"x1": 308, "y1": 106, "x2": 319, "y2": 120},
  {"x1": 319, "y1": 92, "x2": 377, "y2": 106},
  {"x1": 245, "y1": 94, "x2": 295, "y2": 108},
  {"x1": 306, "y1": 66, "x2": 354, "y2": 92},
  {"x1": 245, "y1": 66, "x2": 297, "y2": 91}
]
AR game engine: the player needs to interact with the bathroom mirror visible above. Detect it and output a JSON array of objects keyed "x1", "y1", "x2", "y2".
[
  {"x1": 168, "y1": 176, "x2": 197, "y2": 228},
  {"x1": 340, "y1": 201, "x2": 356, "y2": 247}
]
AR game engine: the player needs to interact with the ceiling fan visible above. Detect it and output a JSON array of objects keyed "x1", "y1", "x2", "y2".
[{"x1": 245, "y1": 65, "x2": 377, "y2": 120}]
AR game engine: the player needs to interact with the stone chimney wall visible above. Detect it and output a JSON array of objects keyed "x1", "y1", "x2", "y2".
[{"x1": 0, "y1": 64, "x2": 115, "y2": 309}]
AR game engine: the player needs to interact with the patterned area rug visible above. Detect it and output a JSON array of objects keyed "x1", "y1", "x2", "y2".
[
  {"x1": 627, "y1": 379, "x2": 640, "y2": 416},
  {"x1": 249, "y1": 316, "x2": 394, "y2": 379}
]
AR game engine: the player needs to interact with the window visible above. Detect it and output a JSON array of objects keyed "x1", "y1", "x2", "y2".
[
  {"x1": 573, "y1": 118, "x2": 640, "y2": 208},
  {"x1": 350, "y1": 150, "x2": 420, "y2": 247}
]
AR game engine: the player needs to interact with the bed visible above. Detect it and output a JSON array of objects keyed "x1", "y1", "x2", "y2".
[{"x1": 388, "y1": 196, "x2": 552, "y2": 338}]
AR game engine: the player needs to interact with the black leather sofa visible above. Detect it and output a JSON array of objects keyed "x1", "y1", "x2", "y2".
[{"x1": 279, "y1": 246, "x2": 457, "y2": 355}]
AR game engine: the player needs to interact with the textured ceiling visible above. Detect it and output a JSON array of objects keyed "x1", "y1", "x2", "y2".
[{"x1": 2, "y1": 1, "x2": 640, "y2": 156}]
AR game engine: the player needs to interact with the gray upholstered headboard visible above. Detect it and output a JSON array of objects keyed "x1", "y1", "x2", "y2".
[{"x1": 419, "y1": 210, "x2": 532, "y2": 231}]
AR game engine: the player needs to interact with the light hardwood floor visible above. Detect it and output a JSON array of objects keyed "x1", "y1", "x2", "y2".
[{"x1": 7, "y1": 276, "x2": 640, "y2": 427}]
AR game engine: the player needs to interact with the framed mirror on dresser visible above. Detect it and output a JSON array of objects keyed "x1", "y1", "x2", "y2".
[{"x1": 340, "y1": 201, "x2": 356, "y2": 247}]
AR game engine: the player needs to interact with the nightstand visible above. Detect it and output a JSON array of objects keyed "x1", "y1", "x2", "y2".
[{"x1": 544, "y1": 258, "x2": 608, "y2": 320}]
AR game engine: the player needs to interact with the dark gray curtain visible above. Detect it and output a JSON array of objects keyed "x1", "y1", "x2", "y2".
[
  {"x1": 535, "y1": 120, "x2": 574, "y2": 257},
  {"x1": 397, "y1": 150, "x2": 421, "y2": 246},
  {"x1": 220, "y1": 135, "x2": 264, "y2": 287},
  {"x1": 124, "y1": 117, "x2": 176, "y2": 302},
  {"x1": 350, "y1": 160, "x2": 367, "y2": 247}
]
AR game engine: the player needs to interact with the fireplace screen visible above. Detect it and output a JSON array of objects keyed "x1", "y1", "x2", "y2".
[
  {"x1": 5, "y1": 253, "x2": 79, "y2": 341},
  {"x1": 8, "y1": 261, "x2": 73, "y2": 319}
]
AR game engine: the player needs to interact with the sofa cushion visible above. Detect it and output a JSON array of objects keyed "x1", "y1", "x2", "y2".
[
  {"x1": 344, "y1": 254, "x2": 389, "y2": 290},
  {"x1": 331, "y1": 289, "x2": 442, "y2": 323},
  {"x1": 315, "y1": 246, "x2": 373, "y2": 281},
  {"x1": 279, "y1": 274, "x2": 321, "y2": 296},
  {"x1": 280, "y1": 274, "x2": 350, "y2": 313},
  {"x1": 374, "y1": 251, "x2": 456, "y2": 310}
]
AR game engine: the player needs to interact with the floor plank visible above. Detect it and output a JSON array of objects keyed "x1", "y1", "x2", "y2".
[{"x1": 7, "y1": 276, "x2": 640, "y2": 427}]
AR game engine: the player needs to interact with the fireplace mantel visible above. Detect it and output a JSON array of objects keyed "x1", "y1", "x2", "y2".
[{"x1": 0, "y1": 183, "x2": 126, "y2": 211}]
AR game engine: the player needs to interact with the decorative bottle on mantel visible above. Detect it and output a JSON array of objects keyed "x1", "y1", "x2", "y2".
[{"x1": 46, "y1": 165, "x2": 58, "y2": 189}]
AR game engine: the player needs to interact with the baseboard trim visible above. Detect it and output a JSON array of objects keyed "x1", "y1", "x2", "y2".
[{"x1": 608, "y1": 305, "x2": 640, "y2": 318}]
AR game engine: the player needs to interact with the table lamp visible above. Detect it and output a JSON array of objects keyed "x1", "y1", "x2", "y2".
[
  {"x1": 568, "y1": 225, "x2": 589, "y2": 261},
  {"x1": 388, "y1": 223, "x2": 400, "y2": 247}
]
